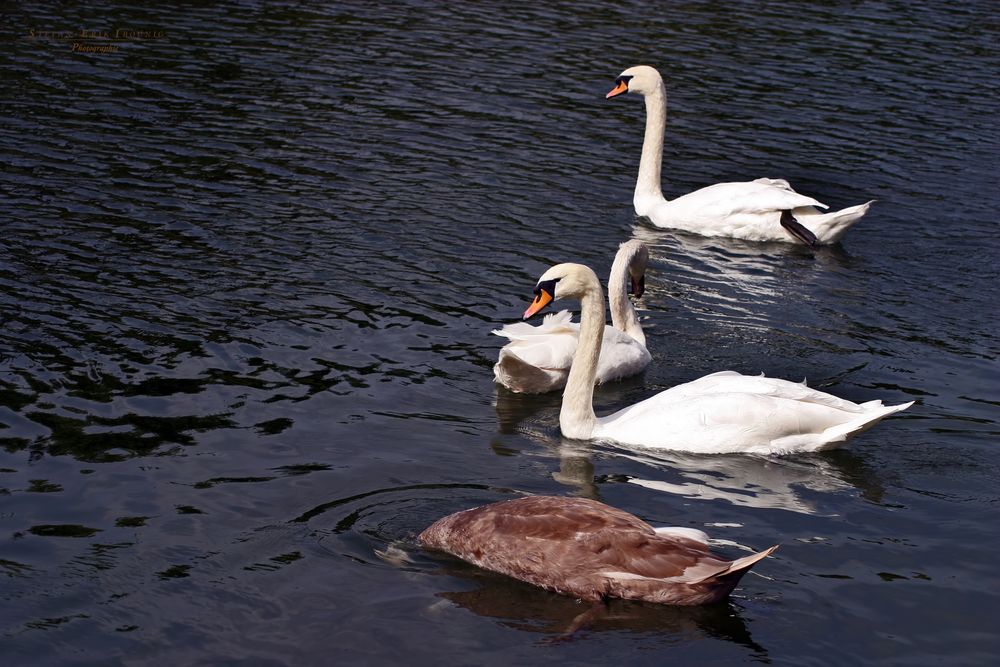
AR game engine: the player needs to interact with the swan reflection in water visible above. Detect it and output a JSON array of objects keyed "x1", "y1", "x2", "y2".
[
  {"x1": 492, "y1": 378, "x2": 648, "y2": 500},
  {"x1": 615, "y1": 447, "x2": 884, "y2": 516},
  {"x1": 548, "y1": 437, "x2": 884, "y2": 516},
  {"x1": 630, "y1": 223, "x2": 854, "y2": 316},
  {"x1": 426, "y1": 557, "x2": 768, "y2": 655}
]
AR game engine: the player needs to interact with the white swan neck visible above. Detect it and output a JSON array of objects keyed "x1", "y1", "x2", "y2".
[
  {"x1": 608, "y1": 249, "x2": 645, "y2": 347},
  {"x1": 559, "y1": 281, "x2": 603, "y2": 439},
  {"x1": 635, "y1": 83, "x2": 667, "y2": 213}
]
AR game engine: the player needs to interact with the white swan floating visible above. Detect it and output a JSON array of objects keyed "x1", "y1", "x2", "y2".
[
  {"x1": 420, "y1": 495, "x2": 777, "y2": 606},
  {"x1": 493, "y1": 240, "x2": 651, "y2": 393},
  {"x1": 523, "y1": 262, "x2": 913, "y2": 454},
  {"x1": 607, "y1": 65, "x2": 873, "y2": 246}
]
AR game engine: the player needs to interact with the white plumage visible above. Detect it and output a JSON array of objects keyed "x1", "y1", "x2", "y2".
[
  {"x1": 493, "y1": 240, "x2": 651, "y2": 393},
  {"x1": 523, "y1": 262, "x2": 913, "y2": 454},
  {"x1": 607, "y1": 65, "x2": 872, "y2": 245}
]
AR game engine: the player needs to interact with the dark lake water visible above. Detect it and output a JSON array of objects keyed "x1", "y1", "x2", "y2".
[{"x1": 2, "y1": 1, "x2": 999, "y2": 664}]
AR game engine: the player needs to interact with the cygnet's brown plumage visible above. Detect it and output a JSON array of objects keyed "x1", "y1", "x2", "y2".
[{"x1": 419, "y1": 495, "x2": 777, "y2": 605}]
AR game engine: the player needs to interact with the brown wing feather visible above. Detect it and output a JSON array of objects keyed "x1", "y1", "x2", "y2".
[
  {"x1": 576, "y1": 529, "x2": 721, "y2": 579},
  {"x1": 421, "y1": 496, "x2": 653, "y2": 544},
  {"x1": 419, "y1": 495, "x2": 775, "y2": 604}
]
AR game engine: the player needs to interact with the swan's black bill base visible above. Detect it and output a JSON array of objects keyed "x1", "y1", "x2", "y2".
[{"x1": 524, "y1": 279, "x2": 558, "y2": 319}]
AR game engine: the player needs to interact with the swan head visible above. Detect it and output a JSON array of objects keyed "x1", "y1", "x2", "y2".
[
  {"x1": 606, "y1": 65, "x2": 664, "y2": 99},
  {"x1": 523, "y1": 263, "x2": 599, "y2": 319},
  {"x1": 620, "y1": 240, "x2": 649, "y2": 297}
]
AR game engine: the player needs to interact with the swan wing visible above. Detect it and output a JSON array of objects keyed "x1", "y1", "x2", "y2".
[
  {"x1": 496, "y1": 314, "x2": 649, "y2": 387},
  {"x1": 663, "y1": 180, "x2": 827, "y2": 219},
  {"x1": 595, "y1": 391, "x2": 846, "y2": 453},
  {"x1": 595, "y1": 327, "x2": 651, "y2": 384},
  {"x1": 493, "y1": 310, "x2": 579, "y2": 370},
  {"x1": 595, "y1": 378, "x2": 912, "y2": 454},
  {"x1": 492, "y1": 310, "x2": 575, "y2": 341},
  {"x1": 652, "y1": 371, "x2": 868, "y2": 413}
]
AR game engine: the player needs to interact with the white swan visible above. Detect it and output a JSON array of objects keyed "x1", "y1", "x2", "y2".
[
  {"x1": 492, "y1": 240, "x2": 651, "y2": 393},
  {"x1": 607, "y1": 65, "x2": 873, "y2": 246},
  {"x1": 523, "y1": 262, "x2": 913, "y2": 454}
]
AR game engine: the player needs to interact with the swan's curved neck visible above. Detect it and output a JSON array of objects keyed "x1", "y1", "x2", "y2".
[
  {"x1": 635, "y1": 83, "x2": 667, "y2": 211},
  {"x1": 608, "y1": 251, "x2": 645, "y2": 347},
  {"x1": 560, "y1": 282, "x2": 603, "y2": 439}
]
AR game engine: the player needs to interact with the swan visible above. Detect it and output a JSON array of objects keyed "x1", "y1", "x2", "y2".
[
  {"x1": 523, "y1": 262, "x2": 913, "y2": 454},
  {"x1": 420, "y1": 495, "x2": 777, "y2": 606},
  {"x1": 492, "y1": 240, "x2": 651, "y2": 393},
  {"x1": 606, "y1": 65, "x2": 873, "y2": 245}
]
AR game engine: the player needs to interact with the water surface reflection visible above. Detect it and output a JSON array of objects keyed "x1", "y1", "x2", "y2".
[{"x1": 431, "y1": 568, "x2": 768, "y2": 656}]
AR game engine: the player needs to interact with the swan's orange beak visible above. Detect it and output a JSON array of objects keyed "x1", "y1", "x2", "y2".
[
  {"x1": 523, "y1": 289, "x2": 553, "y2": 319},
  {"x1": 606, "y1": 80, "x2": 629, "y2": 99}
]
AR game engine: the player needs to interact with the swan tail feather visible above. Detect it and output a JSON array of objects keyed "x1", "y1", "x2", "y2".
[
  {"x1": 803, "y1": 400, "x2": 914, "y2": 452},
  {"x1": 819, "y1": 400, "x2": 913, "y2": 445},
  {"x1": 764, "y1": 400, "x2": 913, "y2": 453},
  {"x1": 688, "y1": 544, "x2": 779, "y2": 585},
  {"x1": 797, "y1": 200, "x2": 874, "y2": 245}
]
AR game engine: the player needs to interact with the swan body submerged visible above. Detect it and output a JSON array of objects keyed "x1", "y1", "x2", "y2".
[
  {"x1": 419, "y1": 495, "x2": 777, "y2": 605},
  {"x1": 607, "y1": 65, "x2": 873, "y2": 245},
  {"x1": 493, "y1": 240, "x2": 651, "y2": 393},
  {"x1": 523, "y1": 262, "x2": 912, "y2": 454}
]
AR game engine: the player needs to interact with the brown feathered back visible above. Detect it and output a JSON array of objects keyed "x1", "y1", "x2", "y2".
[{"x1": 420, "y1": 495, "x2": 777, "y2": 605}]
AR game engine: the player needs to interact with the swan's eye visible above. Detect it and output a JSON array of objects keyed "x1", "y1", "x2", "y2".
[
  {"x1": 616, "y1": 75, "x2": 633, "y2": 86},
  {"x1": 534, "y1": 278, "x2": 560, "y2": 298},
  {"x1": 524, "y1": 278, "x2": 560, "y2": 319}
]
